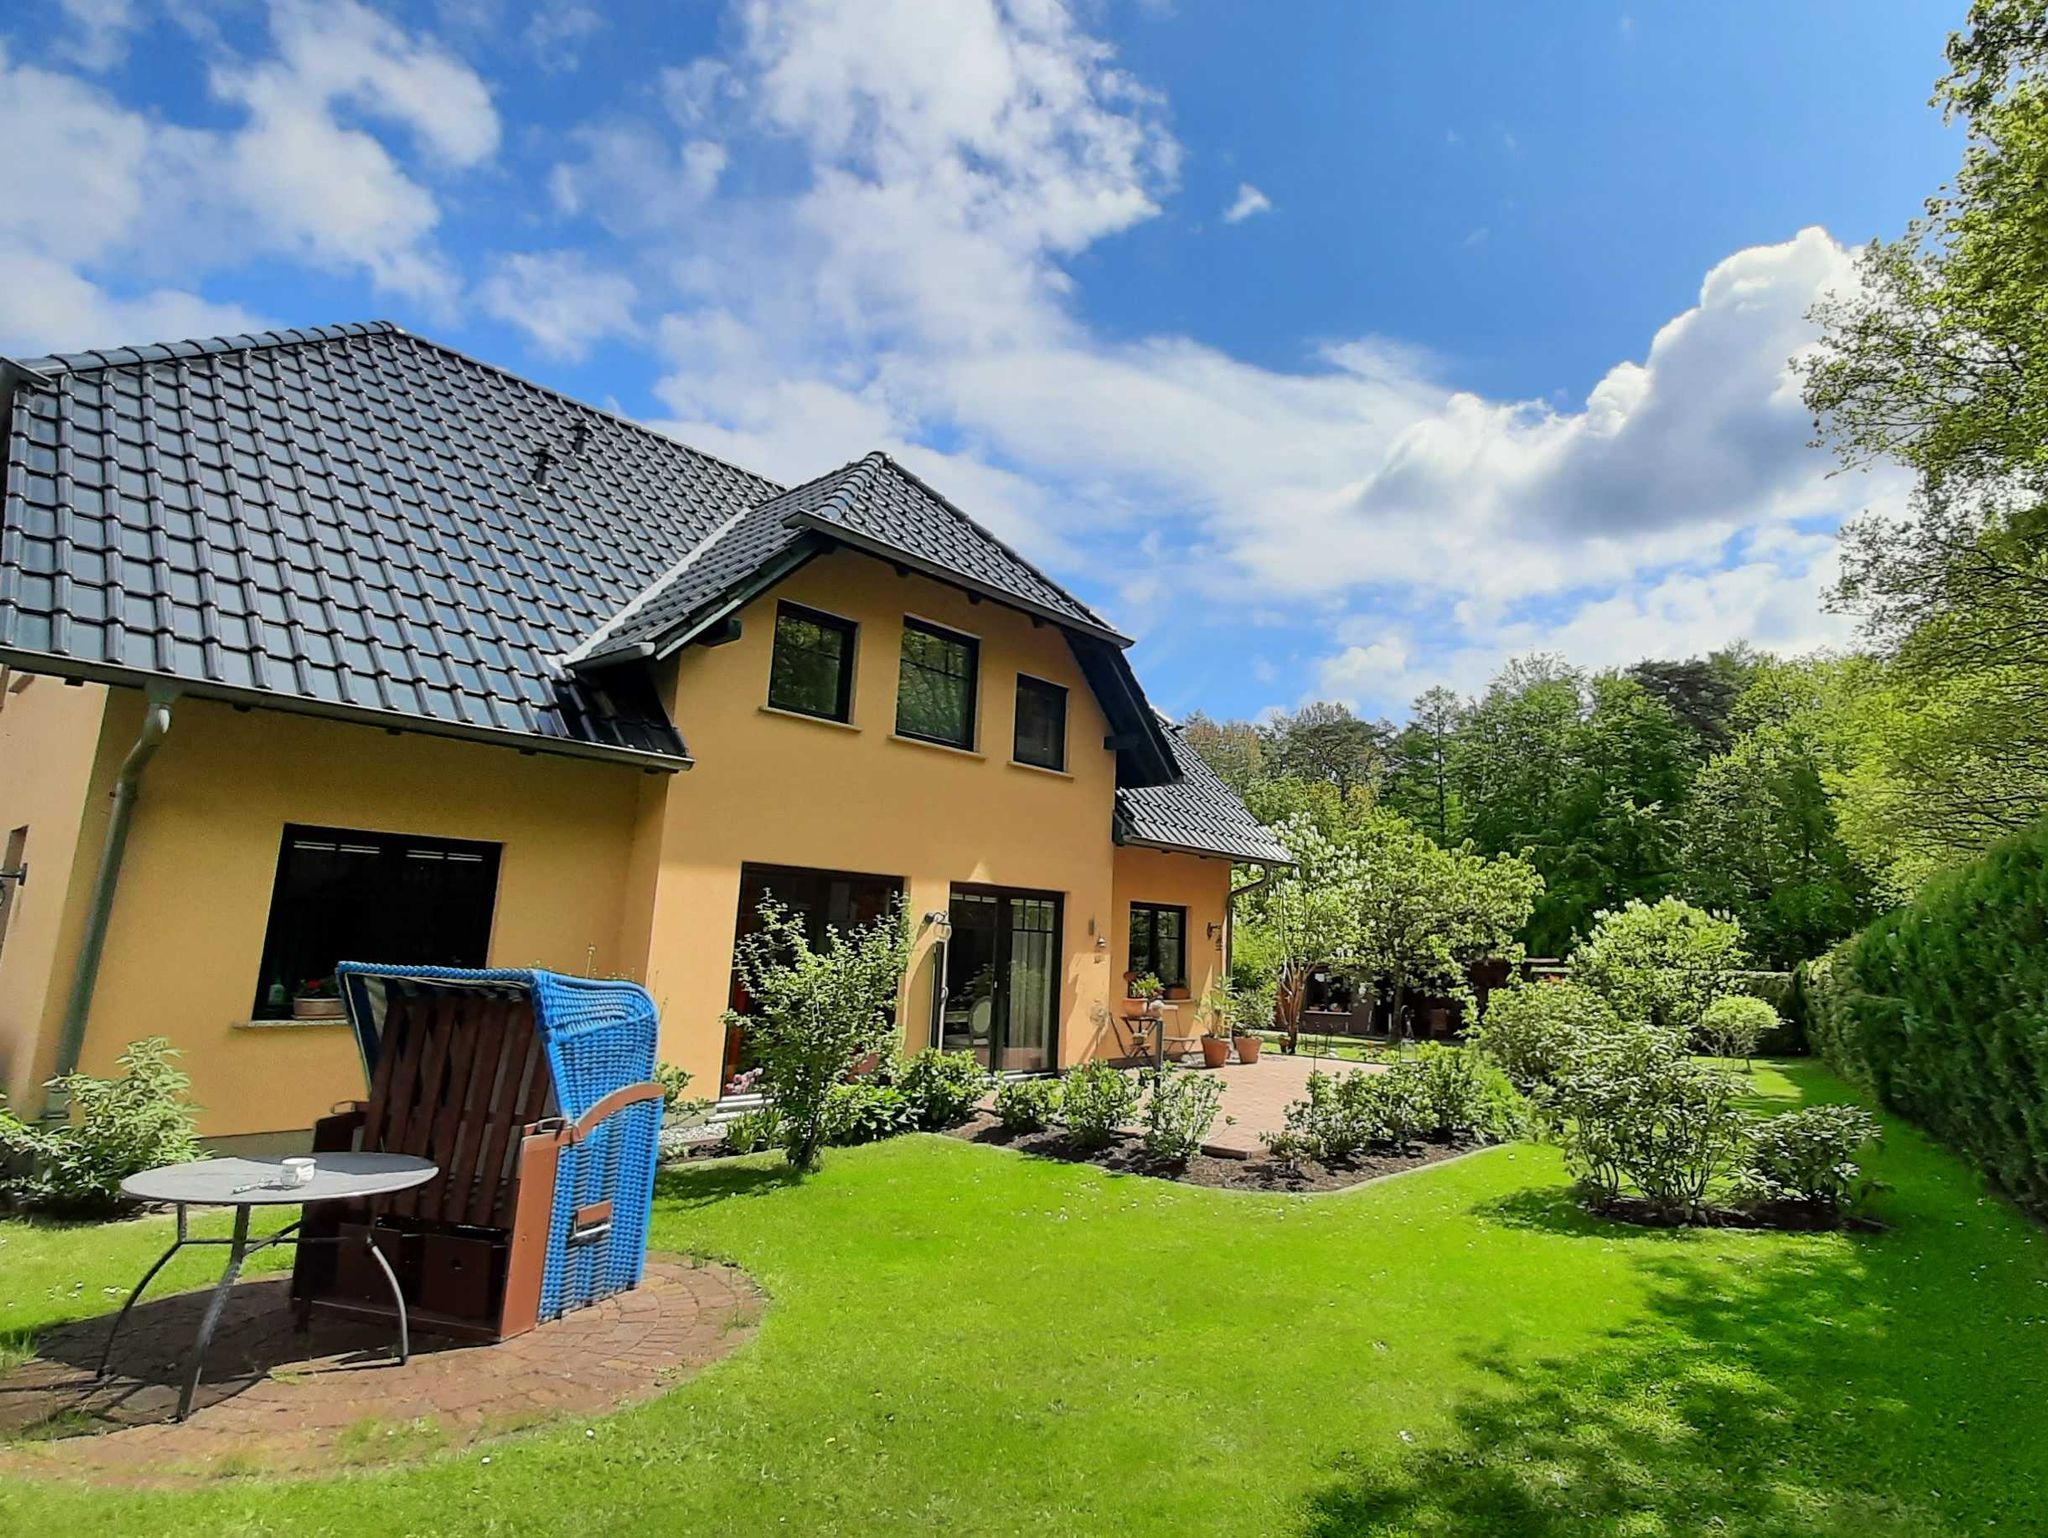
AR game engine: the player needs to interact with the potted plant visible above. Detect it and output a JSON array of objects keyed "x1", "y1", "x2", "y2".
[
  {"x1": 1198, "y1": 985, "x2": 1234, "y2": 1069},
  {"x1": 1232, "y1": 978, "x2": 1274, "y2": 1064},
  {"x1": 1128, "y1": 972, "x2": 1165, "y2": 1015},
  {"x1": 292, "y1": 975, "x2": 344, "y2": 1020}
]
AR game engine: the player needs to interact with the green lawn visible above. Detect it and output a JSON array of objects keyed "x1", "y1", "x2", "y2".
[{"x1": 2, "y1": 1059, "x2": 2045, "y2": 1535}]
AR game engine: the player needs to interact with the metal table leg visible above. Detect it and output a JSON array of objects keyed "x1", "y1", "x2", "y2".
[
  {"x1": 360, "y1": 1227, "x2": 411, "y2": 1365},
  {"x1": 177, "y1": 1204, "x2": 251, "y2": 1422},
  {"x1": 97, "y1": 1203, "x2": 190, "y2": 1378}
]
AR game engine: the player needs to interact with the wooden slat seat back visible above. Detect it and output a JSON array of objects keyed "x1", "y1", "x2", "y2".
[{"x1": 357, "y1": 992, "x2": 554, "y2": 1230}]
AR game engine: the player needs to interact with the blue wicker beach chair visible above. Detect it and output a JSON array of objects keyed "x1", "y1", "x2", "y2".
[{"x1": 289, "y1": 965, "x2": 665, "y2": 1342}]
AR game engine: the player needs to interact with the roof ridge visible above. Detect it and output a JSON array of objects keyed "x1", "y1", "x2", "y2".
[
  {"x1": 12, "y1": 320, "x2": 403, "y2": 377},
  {"x1": 866, "y1": 450, "x2": 1122, "y2": 639}
]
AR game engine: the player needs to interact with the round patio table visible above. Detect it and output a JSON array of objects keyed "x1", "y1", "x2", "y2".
[{"x1": 104, "y1": 1153, "x2": 437, "y2": 1421}]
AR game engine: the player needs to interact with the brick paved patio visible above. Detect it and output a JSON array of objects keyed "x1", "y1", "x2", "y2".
[{"x1": 0, "y1": 1257, "x2": 761, "y2": 1486}]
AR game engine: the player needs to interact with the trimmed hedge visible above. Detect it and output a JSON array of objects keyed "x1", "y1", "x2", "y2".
[{"x1": 1803, "y1": 813, "x2": 2048, "y2": 1217}]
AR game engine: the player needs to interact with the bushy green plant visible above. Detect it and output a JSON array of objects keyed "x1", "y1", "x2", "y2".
[
  {"x1": 726, "y1": 896, "x2": 911, "y2": 1171},
  {"x1": 1468, "y1": 980, "x2": 1622, "y2": 1093},
  {"x1": 1569, "y1": 897, "x2": 1747, "y2": 1042},
  {"x1": 1697, "y1": 994, "x2": 1778, "y2": 1061},
  {"x1": 720, "y1": 1106, "x2": 784, "y2": 1155},
  {"x1": 994, "y1": 1076, "x2": 1062, "y2": 1133},
  {"x1": 0, "y1": 1038, "x2": 200, "y2": 1215},
  {"x1": 1735, "y1": 1103, "x2": 1881, "y2": 1209},
  {"x1": 1059, "y1": 1061, "x2": 1139, "y2": 1151},
  {"x1": 888, "y1": 1049, "x2": 990, "y2": 1130},
  {"x1": 1801, "y1": 814, "x2": 2048, "y2": 1216},
  {"x1": 1396, "y1": 1044, "x2": 1519, "y2": 1141},
  {"x1": 1547, "y1": 1021, "x2": 1748, "y2": 1221},
  {"x1": 823, "y1": 1082, "x2": 914, "y2": 1146},
  {"x1": 1140, "y1": 1065, "x2": 1226, "y2": 1164},
  {"x1": 1261, "y1": 1067, "x2": 1424, "y2": 1165}
]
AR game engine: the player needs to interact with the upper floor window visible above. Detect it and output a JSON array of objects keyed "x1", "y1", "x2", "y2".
[
  {"x1": 1129, "y1": 901, "x2": 1187, "y2": 991},
  {"x1": 896, "y1": 618, "x2": 979, "y2": 749},
  {"x1": 1013, "y1": 675, "x2": 1068, "y2": 771},
  {"x1": 767, "y1": 602, "x2": 857, "y2": 722}
]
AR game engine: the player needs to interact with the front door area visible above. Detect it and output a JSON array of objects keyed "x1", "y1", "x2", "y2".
[{"x1": 940, "y1": 886, "x2": 1061, "y2": 1073}]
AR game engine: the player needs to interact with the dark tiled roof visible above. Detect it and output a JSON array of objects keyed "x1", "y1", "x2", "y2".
[
  {"x1": 0, "y1": 322, "x2": 781, "y2": 761},
  {"x1": 572, "y1": 451, "x2": 1122, "y2": 667},
  {"x1": 1116, "y1": 726, "x2": 1292, "y2": 864}
]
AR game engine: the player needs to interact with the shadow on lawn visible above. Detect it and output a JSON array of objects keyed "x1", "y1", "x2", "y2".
[
  {"x1": 653, "y1": 1160, "x2": 803, "y2": 1212},
  {"x1": 1299, "y1": 1198, "x2": 2040, "y2": 1538}
]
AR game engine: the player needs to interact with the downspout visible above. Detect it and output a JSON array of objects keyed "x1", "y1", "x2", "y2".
[{"x1": 42, "y1": 686, "x2": 176, "y2": 1121}]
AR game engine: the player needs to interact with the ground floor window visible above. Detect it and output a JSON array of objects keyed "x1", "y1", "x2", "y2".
[
  {"x1": 1128, "y1": 901, "x2": 1187, "y2": 992},
  {"x1": 250, "y1": 824, "x2": 501, "y2": 1018},
  {"x1": 725, "y1": 862, "x2": 905, "y2": 1089}
]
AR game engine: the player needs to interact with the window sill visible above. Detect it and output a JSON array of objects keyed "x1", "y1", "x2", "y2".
[
  {"x1": 759, "y1": 704, "x2": 860, "y2": 732},
  {"x1": 234, "y1": 1016, "x2": 351, "y2": 1032},
  {"x1": 888, "y1": 732, "x2": 984, "y2": 761},
  {"x1": 1008, "y1": 758, "x2": 1073, "y2": 780}
]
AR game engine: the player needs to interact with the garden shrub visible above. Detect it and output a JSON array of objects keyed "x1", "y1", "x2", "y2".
[
  {"x1": 1261, "y1": 1067, "x2": 1425, "y2": 1164},
  {"x1": 1468, "y1": 980, "x2": 1622, "y2": 1093},
  {"x1": 725, "y1": 896, "x2": 911, "y2": 1171},
  {"x1": 1696, "y1": 994, "x2": 1778, "y2": 1060},
  {"x1": 0, "y1": 1038, "x2": 200, "y2": 1216},
  {"x1": 994, "y1": 1076, "x2": 1062, "y2": 1133},
  {"x1": 1735, "y1": 1103, "x2": 1880, "y2": 1210},
  {"x1": 1140, "y1": 1066, "x2": 1225, "y2": 1164},
  {"x1": 1727, "y1": 970, "x2": 1805, "y2": 1053},
  {"x1": 1547, "y1": 1020, "x2": 1748, "y2": 1221},
  {"x1": 823, "y1": 1083, "x2": 915, "y2": 1146},
  {"x1": 1060, "y1": 1061, "x2": 1140, "y2": 1151},
  {"x1": 887, "y1": 1049, "x2": 990, "y2": 1130},
  {"x1": 1798, "y1": 813, "x2": 2048, "y2": 1217},
  {"x1": 1397, "y1": 1044, "x2": 1524, "y2": 1141},
  {"x1": 1570, "y1": 897, "x2": 1747, "y2": 1042}
]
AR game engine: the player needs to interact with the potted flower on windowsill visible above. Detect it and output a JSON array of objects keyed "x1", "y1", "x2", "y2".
[
  {"x1": 292, "y1": 976, "x2": 344, "y2": 1021},
  {"x1": 1127, "y1": 972, "x2": 1165, "y2": 1016}
]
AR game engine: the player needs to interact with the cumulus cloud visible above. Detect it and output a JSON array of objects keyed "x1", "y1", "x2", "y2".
[
  {"x1": 480, "y1": 250, "x2": 637, "y2": 359},
  {"x1": 521, "y1": 0, "x2": 1878, "y2": 714},
  {"x1": 1222, "y1": 182, "x2": 1271, "y2": 223},
  {"x1": 0, "y1": 1, "x2": 495, "y2": 355}
]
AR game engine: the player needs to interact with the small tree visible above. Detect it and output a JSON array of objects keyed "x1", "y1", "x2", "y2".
[
  {"x1": 726, "y1": 897, "x2": 911, "y2": 1172},
  {"x1": 1697, "y1": 994, "x2": 1778, "y2": 1064},
  {"x1": 1569, "y1": 897, "x2": 1746, "y2": 1043},
  {"x1": 1237, "y1": 816, "x2": 1365, "y2": 1050}
]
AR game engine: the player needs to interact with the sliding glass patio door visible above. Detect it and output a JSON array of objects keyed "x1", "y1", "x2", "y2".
[{"x1": 939, "y1": 886, "x2": 1061, "y2": 1073}]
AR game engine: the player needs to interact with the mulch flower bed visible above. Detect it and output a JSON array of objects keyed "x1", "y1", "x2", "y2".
[
  {"x1": 946, "y1": 1112, "x2": 1494, "y2": 1193},
  {"x1": 1585, "y1": 1193, "x2": 1887, "y2": 1232}
]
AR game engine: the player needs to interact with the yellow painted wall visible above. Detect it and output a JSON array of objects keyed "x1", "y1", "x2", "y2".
[
  {"x1": 1108, "y1": 844, "x2": 1234, "y2": 1047},
  {"x1": 638, "y1": 547, "x2": 1133, "y2": 1088},
  {"x1": 68, "y1": 691, "x2": 644, "y2": 1137},
  {"x1": 0, "y1": 675, "x2": 107, "y2": 1103}
]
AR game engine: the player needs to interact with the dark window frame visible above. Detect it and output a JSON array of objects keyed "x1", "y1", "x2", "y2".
[
  {"x1": 1012, "y1": 673, "x2": 1068, "y2": 771},
  {"x1": 894, "y1": 616, "x2": 980, "y2": 750},
  {"x1": 1128, "y1": 901, "x2": 1188, "y2": 992},
  {"x1": 250, "y1": 823, "x2": 502, "y2": 1019},
  {"x1": 766, "y1": 600, "x2": 858, "y2": 723}
]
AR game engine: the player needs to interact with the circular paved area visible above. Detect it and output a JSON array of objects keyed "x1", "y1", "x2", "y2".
[{"x1": 0, "y1": 1257, "x2": 761, "y2": 1486}]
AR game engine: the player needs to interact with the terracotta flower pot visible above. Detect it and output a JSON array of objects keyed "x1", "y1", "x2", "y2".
[
  {"x1": 1231, "y1": 1033, "x2": 1262, "y2": 1064},
  {"x1": 1200, "y1": 1037, "x2": 1231, "y2": 1069},
  {"x1": 292, "y1": 996, "x2": 345, "y2": 1020}
]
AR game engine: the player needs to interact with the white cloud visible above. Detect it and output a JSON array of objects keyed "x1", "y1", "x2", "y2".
[
  {"x1": 534, "y1": 0, "x2": 1878, "y2": 715},
  {"x1": 53, "y1": 0, "x2": 139, "y2": 71},
  {"x1": 480, "y1": 250, "x2": 637, "y2": 359},
  {"x1": 0, "y1": 1, "x2": 496, "y2": 356},
  {"x1": 1222, "y1": 182, "x2": 1271, "y2": 223},
  {"x1": 525, "y1": 1, "x2": 604, "y2": 71}
]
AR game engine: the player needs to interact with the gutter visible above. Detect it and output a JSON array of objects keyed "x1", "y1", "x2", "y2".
[{"x1": 42, "y1": 686, "x2": 175, "y2": 1121}]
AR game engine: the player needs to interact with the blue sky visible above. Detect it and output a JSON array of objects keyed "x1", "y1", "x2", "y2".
[{"x1": 0, "y1": 0, "x2": 1960, "y2": 721}]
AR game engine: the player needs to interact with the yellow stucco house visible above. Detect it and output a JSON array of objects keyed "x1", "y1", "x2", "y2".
[{"x1": 0, "y1": 322, "x2": 1285, "y2": 1145}]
